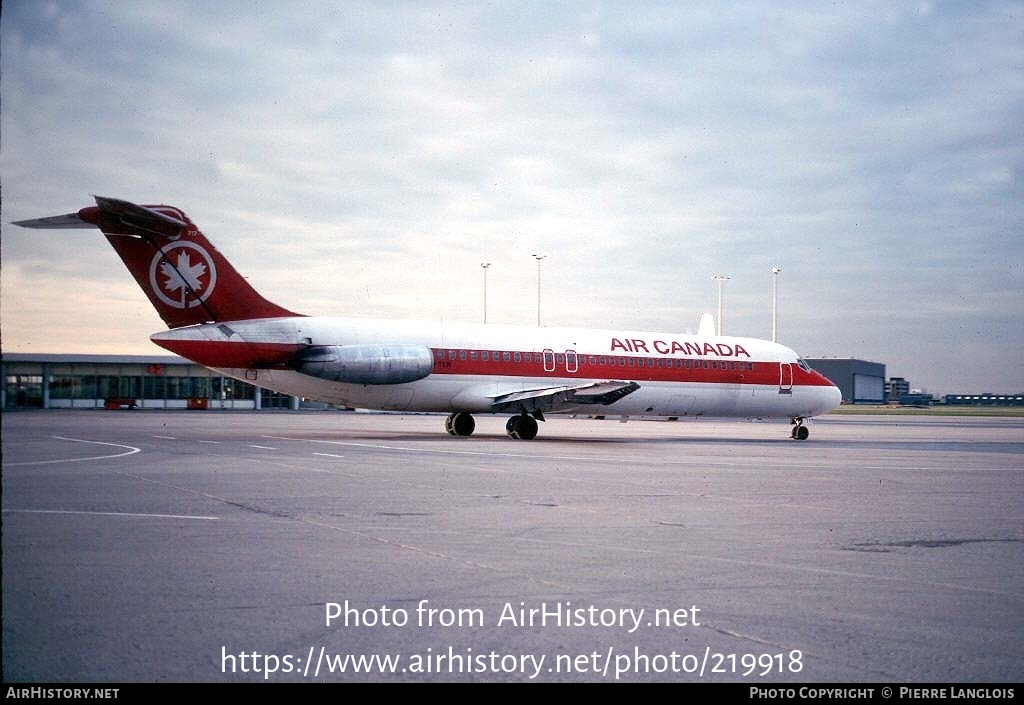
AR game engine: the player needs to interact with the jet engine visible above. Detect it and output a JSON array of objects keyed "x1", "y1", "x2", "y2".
[{"x1": 294, "y1": 344, "x2": 434, "y2": 385}]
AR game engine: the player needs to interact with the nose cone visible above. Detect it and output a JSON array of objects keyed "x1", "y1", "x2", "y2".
[
  {"x1": 811, "y1": 381, "x2": 842, "y2": 416},
  {"x1": 825, "y1": 383, "x2": 842, "y2": 411}
]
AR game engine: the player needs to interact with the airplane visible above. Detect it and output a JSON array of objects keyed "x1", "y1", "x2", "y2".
[{"x1": 13, "y1": 196, "x2": 841, "y2": 440}]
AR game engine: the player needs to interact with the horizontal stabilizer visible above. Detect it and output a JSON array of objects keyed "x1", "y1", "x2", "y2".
[
  {"x1": 12, "y1": 213, "x2": 93, "y2": 229},
  {"x1": 14, "y1": 196, "x2": 188, "y2": 237},
  {"x1": 92, "y1": 196, "x2": 188, "y2": 237}
]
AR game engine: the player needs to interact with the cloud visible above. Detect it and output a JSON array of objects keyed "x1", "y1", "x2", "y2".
[{"x1": 2, "y1": 0, "x2": 1022, "y2": 393}]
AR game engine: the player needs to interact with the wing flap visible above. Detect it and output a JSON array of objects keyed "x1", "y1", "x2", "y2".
[
  {"x1": 489, "y1": 380, "x2": 640, "y2": 414},
  {"x1": 564, "y1": 381, "x2": 642, "y2": 404}
]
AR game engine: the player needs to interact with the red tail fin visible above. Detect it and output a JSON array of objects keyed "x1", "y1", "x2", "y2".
[{"x1": 14, "y1": 196, "x2": 301, "y2": 328}]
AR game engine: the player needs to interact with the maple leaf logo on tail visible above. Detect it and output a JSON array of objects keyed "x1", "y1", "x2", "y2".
[
  {"x1": 160, "y1": 251, "x2": 208, "y2": 307},
  {"x1": 148, "y1": 242, "x2": 218, "y2": 310}
]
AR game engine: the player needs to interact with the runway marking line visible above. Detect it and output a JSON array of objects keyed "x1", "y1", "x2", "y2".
[
  {"x1": 262, "y1": 434, "x2": 843, "y2": 470},
  {"x1": 3, "y1": 436, "x2": 142, "y2": 466},
  {"x1": 2, "y1": 509, "x2": 219, "y2": 521}
]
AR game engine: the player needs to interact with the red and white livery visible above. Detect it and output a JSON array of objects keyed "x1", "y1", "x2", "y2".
[{"x1": 14, "y1": 196, "x2": 841, "y2": 439}]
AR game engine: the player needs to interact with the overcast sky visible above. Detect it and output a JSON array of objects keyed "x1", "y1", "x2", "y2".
[{"x1": 2, "y1": 1, "x2": 1022, "y2": 395}]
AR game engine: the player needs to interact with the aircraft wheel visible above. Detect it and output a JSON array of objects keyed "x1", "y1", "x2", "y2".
[
  {"x1": 446, "y1": 412, "x2": 475, "y2": 437},
  {"x1": 795, "y1": 425, "x2": 809, "y2": 441},
  {"x1": 507, "y1": 414, "x2": 538, "y2": 440}
]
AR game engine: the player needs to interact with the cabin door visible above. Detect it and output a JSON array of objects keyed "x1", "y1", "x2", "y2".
[{"x1": 779, "y1": 363, "x2": 794, "y2": 394}]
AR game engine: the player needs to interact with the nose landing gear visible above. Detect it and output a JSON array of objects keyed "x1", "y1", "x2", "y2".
[{"x1": 790, "y1": 417, "x2": 810, "y2": 440}]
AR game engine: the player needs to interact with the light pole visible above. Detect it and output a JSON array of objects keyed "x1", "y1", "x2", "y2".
[
  {"x1": 481, "y1": 263, "x2": 491, "y2": 324},
  {"x1": 532, "y1": 254, "x2": 545, "y2": 326},
  {"x1": 771, "y1": 266, "x2": 781, "y2": 342},
  {"x1": 712, "y1": 275, "x2": 730, "y2": 336}
]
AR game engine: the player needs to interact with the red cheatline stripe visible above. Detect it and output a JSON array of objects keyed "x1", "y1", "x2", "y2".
[
  {"x1": 148, "y1": 340, "x2": 833, "y2": 388},
  {"x1": 429, "y1": 348, "x2": 833, "y2": 387}
]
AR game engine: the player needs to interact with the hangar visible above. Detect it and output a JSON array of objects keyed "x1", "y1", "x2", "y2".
[{"x1": 805, "y1": 358, "x2": 886, "y2": 404}]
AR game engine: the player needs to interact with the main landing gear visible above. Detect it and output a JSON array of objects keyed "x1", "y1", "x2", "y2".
[
  {"x1": 445, "y1": 411, "x2": 476, "y2": 437},
  {"x1": 505, "y1": 413, "x2": 539, "y2": 440},
  {"x1": 444, "y1": 412, "x2": 543, "y2": 440},
  {"x1": 790, "y1": 417, "x2": 810, "y2": 441}
]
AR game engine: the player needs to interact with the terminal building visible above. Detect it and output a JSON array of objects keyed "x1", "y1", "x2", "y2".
[
  {"x1": 1, "y1": 353, "x2": 299, "y2": 410},
  {"x1": 886, "y1": 377, "x2": 911, "y2": 403},
  {"x1": 944, "y1": 393, "x2": 1024, "y2": 406}
]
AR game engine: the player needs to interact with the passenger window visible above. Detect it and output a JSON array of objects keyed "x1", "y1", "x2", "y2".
[
  {"x1": 459, "y1": 350, "x2": 467, "y2": 360},
  {"x1": 514, "y1": 352, "x2": 522, "y2": 363},
  {"x1": 482, "y1": 351, "x2": 489, "y2": 361},
  {"x1": 503, "y1": 352, "x2": 511, "y2": 362},
  {"x1": 470, "y1": 351, "x2": 478, "y2": 360},
  {"x1": 448, "y1": 350, "x2": 456, "y2": 360}
]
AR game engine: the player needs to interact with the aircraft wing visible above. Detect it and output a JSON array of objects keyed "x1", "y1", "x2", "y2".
[{"x1": 488, "y1": 380, "x2": 641, "y2": 414}]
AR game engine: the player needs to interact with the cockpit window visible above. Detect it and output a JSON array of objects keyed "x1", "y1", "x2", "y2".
[{"x1": 796, "y1": 358, "x2": 811, "y2": 372}]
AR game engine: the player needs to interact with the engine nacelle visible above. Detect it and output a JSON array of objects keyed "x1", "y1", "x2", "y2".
[{"x1": 294, "y1": 344, "x2": 434, "y2": 385}]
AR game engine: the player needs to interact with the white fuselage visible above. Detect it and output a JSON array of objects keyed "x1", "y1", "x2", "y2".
[{"x1": 151, "y1": 316, "x2": 842, "y2": 420}]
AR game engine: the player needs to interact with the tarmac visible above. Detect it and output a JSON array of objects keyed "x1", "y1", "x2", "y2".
[{"x1": 2, "y1": 409, "x2": 1022, "y2": 683}]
